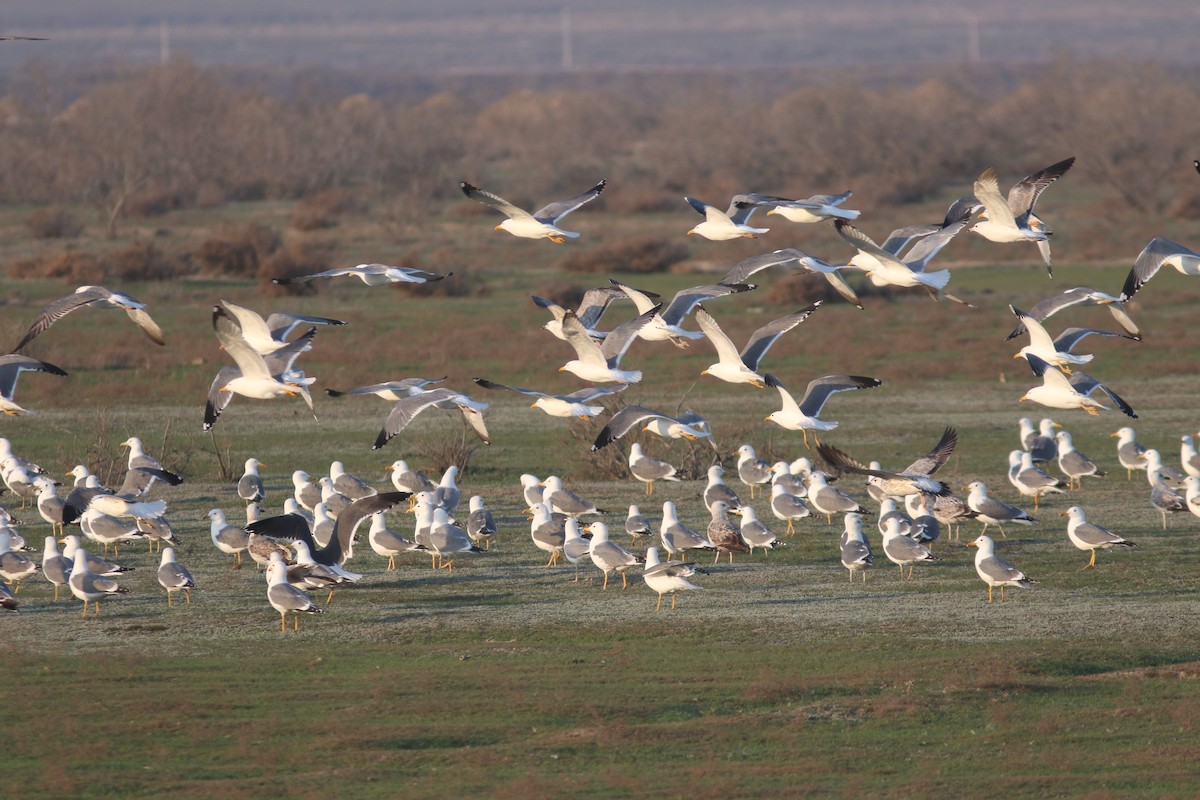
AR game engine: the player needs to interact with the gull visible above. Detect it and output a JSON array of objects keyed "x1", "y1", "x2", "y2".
[
  {"x1": 330, "y1": 461, "x2": 376, "y2": 501},
  {"x1": 387, "y1": 460, "x2": 436, "y2": 496},
  {"x1": 874, "y1": 196, "x2": 985, "y2": 258},
  {"x1": 1054, "y1": 431, "x2": 1105, "y2": 490},
  {"x1": 466, "y1": 496, "x2": 496, "y2": 550},
  {"x1": 33, "y1": 476, "x2": 67, "y2": 536},
  {"x1": 272, "y1": 263, "x2": 449, "y2": 286},
  {"x1": 61, "y1": 534, "x2": 134, "y2": 576},
  {"x1": 519, "y1": 474, "x2": 545, "y2": 512},
  {"x1": 557, "y1": 304, "x2": 660, "y2": 384},
  {"x1": 13, "y1": 285, "x2": 165, "y2": 352},
  {"x1": 1013, "y1": 451, "x2": 1068, "y2": 511},
  {"x1": 764, "y1": 373, "x2": 882, "y2": 448},
  {"x1": 736, "y1": 444, "x2": 772, "y2": 499},
  {"x1": 119, "y1": 436, "x2": 184, "y2": 496},
  {"x1": 1150, "y1": 481, "x2": 1187, "y2": 529},
  {"x1": 0, "y1": 582, "x2": 16, "y2": 612},
  {"x1": 291, "y1": 470, "x2": 323, "y2": 511},
  {"x1": 1019, "y1": 355, "x2": 1137, "y2": 418},
  {"x1": 817, "y1": 427, "x2": 958, "y2": 499},
  {"x1": 703, "y1": 465, "x2": 741, "y2": 512},
  {"x1": 625, "y1": 505, "x2": 653, "y2": 544},
  {"x1": 628, "y1": 443, "x2": 679, "y2": 496},
  {"x1": 238, "y1": 458, "x2": 265, "y2": 504},
  {"x1": 707, "y1": 501, "x2": 749, "y2": 564},
  {"x1": 0, "y1": 530, "x2": 39, "y2": 591},
  {"x1": 1183, "y1": 476, "x2": 1200, "y2": 520},
  {"x1": 695, "y1": 304, "x2": 817, "y2": 387},
  {"x1": 609, "y1": 278, "x2": 756, "y2": 349},
  {"x1": 326, "y1": 376, "x2": 445, "y2": 401},
  {"x1": 1019, "y1": 417, "x2": 1059, "y2": 462},
  {"x1": 1062, "y1": 505, "x2": 1136, "y2": 569},
  {"x1": 880, "y1": 517, "x2": 933, "y2": 580},
  {"x1": 719, "y1": 249, "x2": 862, "y2": 309},
  {"x1": 1140, "y1": 449, "x2": 1185, "y2": 490},
  {"x1": 368, "y1": 512, "x2": 427, "y2": 569},
  {"x1": 1004, "y1": 288, "x2": 1141, "y2": 342},
  {"x1": 586, "y1": 521, "x2": 644, "y2": 589},
  {"x1": 80, "y1": 507, "x2": 145, "y2": 555},
  {"x1": 473, "y1": 378, "x2": 625, "y2": 418},
  {"x1": 740, "y1": 190, "x2": 861, "y2": 223},
  {"x1": 205, "y1": 302, "x2": 317, "y2": 430},
  {"x1": 214, "y1": 302, "x2": 348, "y2": 355},
  {"x1": 1121, "y1": 237, "x2": 1200, "y2": 300},
  {"x1": 460, "y1": 178, "x2": 606, "y2": 242},
  {"x1": 643, "y1": 546, "x2": 706, "y2": 611},
  {"x1": 427, "y1": 508, "x2": 483, "y2": 572},
  {"x1": 591, "y1": 405, "x2": 717, "y2": 451},
  {"x1": 877, "y1": 497, "x2": 912, "y2": 538},
  {"x1": 1112, "y1": 427, "x2": 1149, "y2": 479},
  {"x1": 291, "y1": 539, "x2": 362, "y2": 603},
  {"x1": 316, "y1": 482, "x2": 351, "y2": 524},
  {"x1": 770, "y1": 482, "x2": 811, "y2": 533},
  {"x1": 207, "y1": 508, "x2": 249, "y2": 567},
  {"x1": 970, "y1": 157, "x2": 1075, "y2": 277},
  {"x1": 834, "y1": 219, "x2": 968, "y2": 301},
  {"x1": 41, "y1": 536, "x2": 71, "y2": 600},
  {"x1": 737, "y1": 506, "x2": 784, "y2": 554},
  {"x1": 371, "y1": 386, "x2": 490, "y2": 449},
  {"x1": 266, "y1": 552, "x2": 322, "y2": 631},
  {"x1": 968, "y1": 535, "x2": 1036, "y2": 603},
  {"x1": 805, "y1": 471, "x2": 862, "y2": 524},
  {"x1": 926, "y1": 494, "x2": 978, "y2": 541},
  {"x1": 0, "y1": 355, "x2": 68, "y2": 416},
  {"x1": 249, "y1": 492, "x2": 411, "y2": 571},
  {"x1": 530, "y1": 502, "x2": 567, "y2": 567},
  {"x1": 1181, "y1": 434, "x2": 1200, "y2": 478},
  {"x1": 562, "y1": 518, "x2": 593, "y2": 582},
  {"x1": 769, "y1": 461, "x2": 808, "y2": 497},
  {"x1": 659, "y1": 501, "x2": 717, "y2": 560},
  {"x1": 157, "y1": 547, "x2": 195, "y2": 606},
  {"x1": 840, "y1": 513, "x2": 873, "y2": 582},
  {"x1": 684, "y1": 195, "x2": 768, "y2": 240},
  {"x1": 906, "y1": 494, "x2": 941, "y2": 550},
  {"x1": 541, "y1": 475, "x2": 605, "y2": 517},
  {"x1": 965, "y1": 481, "x2": 1035, "y2": 538},
  {"x1": 532, "y1": 286, "x2": 639, "y2": 342},
  {"x1": 1009, "y1": 305, "x2": 1137, "y2": 374},
  {"x1": 68, "y1": 547, "x2": 129, "y2": 617}
]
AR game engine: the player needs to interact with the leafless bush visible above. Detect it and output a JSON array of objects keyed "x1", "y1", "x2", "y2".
[
  {"x1": 257, "y1": 240, "x2": 334, "y2": 296},
  {"x1": 25, "y1": 207, "x2": 82, "y2": 239},
  {"x1": 126, "y1": 182, "x2": 192, "y2": 218},
  {"x1": 407, "y1": 430, "x2": 481, "y2": 476},
  {"x1": 6, "y1": 252, "x2": 105, "y2": 283},
  {"x1": 107, "y1": 242, "x2": 191, "y2": 281},
  {"x1": 194, "y1": 222, "x2": 281, "y2": 278},
  {"x1": 290, "y1": 187, "x2": 367, "y2": 230},
  {"x1": 557, "y1": 236, "x2": 689, "y2": 275},
  {"x1": 193, "y1": 181, "x2": 227, "y2": 209}
]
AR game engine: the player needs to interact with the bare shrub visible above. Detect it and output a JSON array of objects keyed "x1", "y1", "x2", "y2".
[
  {"x1": 6, "y1": 252, "x2": 105, "y2": 283},
  {"x1": 194, "y1": 222, "x2": 281, "y2": 278},
  {"x1": 193, "y1": 181, "x2": 227, "y2": 209},
  {"x1": 1171, "y1": 190, "x2": 1200, "y2": 220},
  {"x1": 107, "y1": 242, "x2": 190, "y2": 281},
  {"x1": 407, "y1": 430, "x2": 481, "y2": 476},
  {"x1": 257, "y1": 240, "x2": 335, "y2": 296},
  {"x1": 126, "y1": 182, "x2": 192, "y2": 218},
  {"x1": 25, "y1": 207, "x2": 82, "y2": 239},
  {"x1": 289, "y1": 187, "x2": 366, "y2": 231},
  {"x1": 557, "y1": 236, "x2": 689, "y2": 275}
]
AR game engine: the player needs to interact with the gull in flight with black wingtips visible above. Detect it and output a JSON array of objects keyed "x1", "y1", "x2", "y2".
[
  {"x1": 460, "y1": 178, "x2": 606, "y2": 242},
  {"x1": 13, "y1": 286, "x2": 164, "y2": 352},
  {"x1": 969, "y1": 157, "x2": 1075, "y2": 277}
]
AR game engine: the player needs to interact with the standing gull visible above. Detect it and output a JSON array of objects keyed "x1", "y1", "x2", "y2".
[
  {"x1": 266, "y1": 552, "x2": 322, "y2": 631},
  {"x1": 805, "y1": 471, "x2": 862, "y2": 525},
  {"x1": 627, "y1": 443, "x2": 680, "y2": 496},
  {"x1": 968, "y1": 535, "x2": 1036, "y2": 603},
  {"x1": 1180, "y1": 434, "x2": 1200, "y2": 479},
  {"x1": 965, "y1": 481, "x2": 1035, "y2": 538},
  {"x1": 41, "y1": 536, "x2": 71, "y2": 601},
  {"x1": 157, "y1": 547, "x2": 195, "y2": 606},
  {"x1": 466, "y1": 495, "x2": 496, "y2": 551},
  {"x1": 1112, "y1": 427, "x2": 1149, "y2": 479},
  {"x1": 1062, "y1": 506, "x2": 1136, "y2": 569},
  {"x1": 702, "y1": 466, "x2": 741, "y2": 512},
  {"x1": 770, "y1": 482, "x2": 811, "y2": 533},
  {"x1": 840, "y1": 513, "x2": 873, "y2": 582},
  {"x1": 460, "y1": 178, "x2": 606, "y2": 242},
  {"x1": 238, "y1": 458, "x2": 265, "y2": 505},
  {"x1": 880, "y1": 517, "x2": 934, "y2": 580},
  {"x1": 586, "y1": 521, "x2": 644, "y2": 589},
  {"x1": 659, "y1": 501, "x2": 717, "y2": 560},
  {"x1": 735, "y1": 444, "x2": 773, "y2": 499},
  {"x1": 1054, "y1": 431, "x2": 1105, "y2": 490},
  {"x1": 68, "y1": 547, "x2": 129, "y2": 618},
  {"x1": 642, "y1": 546, "x2": 706, "y2": 611},
  {"x1": 737, "y1": 506, "x2": 784, "y2": 554},
  {"x1": 706, "y1": 501, "x2": 749, "y2": 564}
]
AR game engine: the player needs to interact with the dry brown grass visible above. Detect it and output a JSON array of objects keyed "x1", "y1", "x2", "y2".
[
  {"x1": 24, "y1": 206, "x2": 82, "y2": 240},
  {"x1": 557, "y1": 236, "x2": 689, "y2": 275}
]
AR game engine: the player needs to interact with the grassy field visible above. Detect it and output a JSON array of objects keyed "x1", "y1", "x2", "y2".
[{"x1": 4, "y1": 196, "x2": 1200, "y2": 796}]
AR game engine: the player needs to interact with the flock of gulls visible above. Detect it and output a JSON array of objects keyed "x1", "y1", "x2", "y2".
[{"x1": 2, "y1": 157, "x2": 1200, "y2": 629}]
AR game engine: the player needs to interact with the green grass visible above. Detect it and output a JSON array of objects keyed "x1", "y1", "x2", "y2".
[{"x1": 4, "y1": 199, "x2": 1200, "y2": 796}]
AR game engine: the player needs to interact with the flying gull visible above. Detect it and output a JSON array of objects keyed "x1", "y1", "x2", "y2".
[
  {"x1": 591, "y1": 405, "x2": 717, "y2": 451},
  {"x1": 1004, "y1": 287, "x2": 1140, "y2": 342},
  {"x1": 683, "y1": 194, "x2": 768, "y2": 240},
  {"x1": 13, "y1": 285, "x2": 164, "y2": 352},
  {"x1": 1121, "y1": 237, "x2": 1200, "y2": 301},
  {"x1": 460, "y1": 178, "x2": 606, "y2": 242},
  {"x1": 0, "y1": 355, "x2": 68, "y2": 416},
  {"x1": 273, "y1": 264, "x2": 449, "y2": 286},
  {"x1": 371, "y1": 387, "x2": 490, "y2": 449},
  {"x1": 695, "y1": 303, "x2": 818, "y2": 387},
  {"x1": 473, "y1": 378, "x2": 625, "y2": 418},
  {"x1": 764, "y1": 372, "x2": 882, "y2": 447},
  {"x1": 1019, "y1": 355, "x2": 1137, "y2": 418},
  {"x1": 609, "y1": 278, "x2": 756, "y2": 348},
  {"x1": 970, "y1": 157, "x2": 1075, "y2": 277}
]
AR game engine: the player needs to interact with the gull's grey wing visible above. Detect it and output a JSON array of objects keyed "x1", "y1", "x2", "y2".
[
  {"x1": 880, "y1": 224, "x2": 940, "y2": 255},
  {"x1": 123, "y1": 307, "x2": 165, "y2": 346},
  {"x1": 978, "y1": 554, "x2": 1027, "y2": 583},
  {"x1": 1052, "y1": 327, "x2": 1135, "y2": 354},
  {"x1": 903, "y1": 427, "x2": 958, "y2": 476},
  {"x1": 0, "y1": 355, "x2": 67, "y2": 399},
  {"x1": 13, "y1": 288, "x2": 108, "y2": 352},
  {"x1": 719, "y1": 249, "x2": 802, "y2": 285},
  {"x1": 693, "y1": 306, "x2": 745, "y2": 369},
  {"x1": 204, "y1": 366, "x2": 240, "y2": 431},
  {"x1": 575, "y1": 286, "x2": 635, "y2": 330},
  {"x1": 372, "y1": 389, "x2": 464, "y2": 450},
  {"x1": 460, "y1": 181, "x2": 534, "y2": 221},
  {"x1": 726, "y1": 196, "x2": 763, "y2": 226},
  {"x1": 265, "y1": 312, "x2": 348, "y2": 341},
  {"x1": 591, "y1": 405, "x2": 674, "y2": 451},
  {"x1": 1123, "y1": 237, "x2": 1200, "y2": 300},
  {"x1": 738, "y1": 304, "x2": 821, "y2": 371},
  {"x1": 562, "y1": 384, "x2": 627, "y2": 402},
  {"x1": 532, "y1": 180, "x2": 607, "y2": 224},
  {"x1": 973, "y1": 168, "x2": 1018, "y2": 228},
  {"x1": 560, "y1": 311, "x2": 612, "y2": 369},
  {"x1": 660, "y1": 283, "x2": 756, "y2": 327},
  {"x1": 903, "y1": 220, "x2": 968, "y2": 270},
  {"x1": 327, "y1": 491, "x2": 411, "y2": 564},
  {"x1": 117, "y1": 466, "x2": 183, "y2": 497},
  {"x1": 684, "y1": 196, "x2": 712, "y2": 218},
  {"x1": 1007, "y1": 156, "x2": 1075, "y2": 217},
  {"x1": 796, "y1": 375, "x2": 882, "y2": 418},
  {"x1": 598, "y1": 304, "x2": 661, "y2": 365},
  {"x1": 213, "y1": 304, "x2": 273, "y2": 380},
  {"x1": 834, "y1": 220, "x2": 904, "y2": 266},
  {"x1": 261, "y1": 328, "x2": 315, "y2": 376},
  {"x1": 472, "y1": 378, "x2": 549, "y2": 399},
  {"x1": 1069, "y1": 372, "x2": 1138, "y2": 418}
]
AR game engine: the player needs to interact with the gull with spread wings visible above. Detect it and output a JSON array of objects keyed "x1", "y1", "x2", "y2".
[
  {"x1": 817, "y1": 427, "x2": 958, "y2": 498},
  {"x1": 14, "y1": 286, "x2": 164, "y2": 352},
  {"x1": 460, "y1": 179, "x2": 606, "y2": 242}
]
